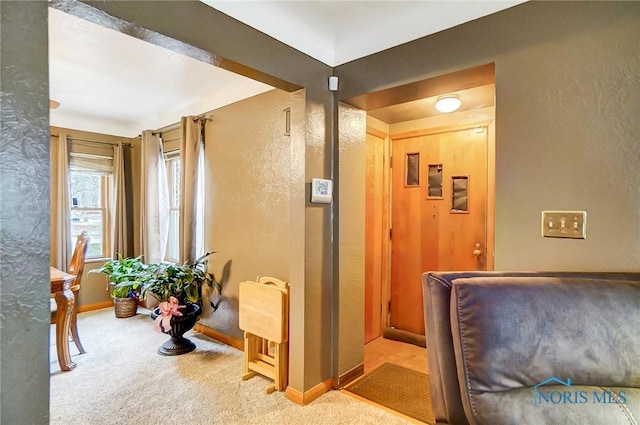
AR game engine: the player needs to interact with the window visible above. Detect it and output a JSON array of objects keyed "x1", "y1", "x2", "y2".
[
  {"x1": 451, "y1": 175, "x2": 469, "y2": 213},
  {"x1": 69, "y1": 153, "x2": 112, "y2": 259},
  {"x1": 405, "y1": 152, "x2": 420, "y2": 186},
  {"x1": 165, "y1": 154, "x2": 180, "y2": 262},
  {"x1": 427, "y1": 164, "x2": 443, "y2": 198}
]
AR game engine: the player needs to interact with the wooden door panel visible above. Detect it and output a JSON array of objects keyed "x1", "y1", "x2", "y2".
[
  {"x1": 390, "y1": 128, "x2": 488, "y2": 336},
  {"x1": 365, "y1": 132, "x2": 385, "y2": 343},
  {"x1": 390, "y1": 136, "x2": 432, "y2": 335},
  {"x1": 439, "y1": 129, "x2": 487, "y2": 271},
  {"x1": 421, "y1": 136, "x2": 443, "y2": 276}
]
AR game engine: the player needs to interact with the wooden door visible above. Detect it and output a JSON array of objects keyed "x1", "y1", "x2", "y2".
[
  {"x1": 390, "y1": 127, "x2": 488, "y2": 335},
  {"x1": 364, "y1": 131, "x2": 386, "y2": 343}
]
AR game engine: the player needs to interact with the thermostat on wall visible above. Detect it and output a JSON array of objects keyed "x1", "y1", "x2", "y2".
[{"x1": 311, "y1": 178, "x2": 333, "y2": 204}]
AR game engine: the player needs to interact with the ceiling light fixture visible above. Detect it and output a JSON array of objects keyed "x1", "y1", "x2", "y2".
[
  {"x1": 435, "y1": 94, "x2": 461, "y2": 113},
  {"x1": 49, "y1": 99, "x2": 61, "y2": 109}
]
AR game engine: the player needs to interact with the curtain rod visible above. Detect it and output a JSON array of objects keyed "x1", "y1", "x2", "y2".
[
  {"x1": 52, "y1": 135, "x2": 132, "y2": 148},
  {"x1": 151, "y1": 114, "x2": 215, "y2": 136},
  {"x1": 197, "y1": 114, "x2": 215, "y2": 122}
]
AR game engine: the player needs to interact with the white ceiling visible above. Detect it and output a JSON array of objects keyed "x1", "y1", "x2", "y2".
[
  {"x1": 48, "y1": 7, "x2": 274, "y2": 137},
  {"x1": 203, "y1": 1, "x2": 525, "y2": 67},
  {"x1": 49, "y1": 1, "x2": 525, "y2": 137}
]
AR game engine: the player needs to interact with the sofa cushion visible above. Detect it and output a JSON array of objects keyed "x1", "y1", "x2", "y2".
[
  {"x1": 468, "y1": 386, "x2": 639, "y2": 425},
  {"x1": 422, "y1": 271, "x2": 640, "y2": 425},
  {"x1": 449, "y1": 276, "x2": 640, "y2": 425}
]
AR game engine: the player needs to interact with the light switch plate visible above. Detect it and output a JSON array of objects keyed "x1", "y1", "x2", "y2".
[{"x1": 541, "y1": 211, "x2": 587, "y2": 239}]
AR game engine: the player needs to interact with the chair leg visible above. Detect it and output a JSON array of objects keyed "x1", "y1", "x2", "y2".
[{"x1": 70, "y1": 289, "x2": 86, "y2": 354}]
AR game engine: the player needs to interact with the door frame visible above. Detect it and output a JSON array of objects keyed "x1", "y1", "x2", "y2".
[
  {"x1": 389, "y1": 117, "x2": 496, "y2": 270},
  {"x1": 364, "y1": 124, "x2": 392, "y2": 342},
  {"x1": 365, "y1": 113, "x2": 495, "y2": 337}
]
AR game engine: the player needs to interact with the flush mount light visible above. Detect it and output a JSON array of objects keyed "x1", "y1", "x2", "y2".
[{"x1": 434, "y1": 95, "x2": 462, "y2": 113}]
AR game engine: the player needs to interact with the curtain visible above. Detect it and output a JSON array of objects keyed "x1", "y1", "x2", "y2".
[
  {"x1": 52, "y1": 133, "x2": 72, "y2": 270},
  {"x1": 140, "y1": 131, "x2": 169, "y2": 264},
  {"x1": 179, "y1": 117, "x2": 204, "y2": 263},
  {"x1": 110, "y1": 141, "x2": 129, "y2": 258}
]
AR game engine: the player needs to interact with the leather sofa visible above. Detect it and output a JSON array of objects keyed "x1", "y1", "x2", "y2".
[{"x1": 422, "y1": 272, "x2": 640, "y2": 425}]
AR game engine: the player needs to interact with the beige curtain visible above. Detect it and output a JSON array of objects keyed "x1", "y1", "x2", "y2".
[
  {"x1": 51, "y1": 133, "x2": 72, "y2": 270},
  {"x1": 140, "y1": 131, "x2": 169, "y2": 263},
  {"x1": 179, "y1": 117, "x2": 205, "y2": 263},
  {"x1": 110, "y1": 141, "x2": 129, "y2": 258}
]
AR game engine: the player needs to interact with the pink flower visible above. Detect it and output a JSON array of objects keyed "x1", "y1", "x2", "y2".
[{"x1": 155, "y1": 296, "x2": 185, "y2": 333}]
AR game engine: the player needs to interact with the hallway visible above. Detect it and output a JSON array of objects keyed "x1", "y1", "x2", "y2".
[
  {"x1": 343, "y1": 337, "x2": 433, "y2": 423},
  {"x1": 364, "y1": 337, "x2": 428, "y2": 374}
]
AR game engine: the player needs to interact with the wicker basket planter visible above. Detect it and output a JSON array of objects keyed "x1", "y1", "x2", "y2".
[
  {"x1": 113, "y1": 297, "x2": 138, "y2": 318},
  {"x1": 92, "y1": 256, "x2": 146, "y2": 319}
]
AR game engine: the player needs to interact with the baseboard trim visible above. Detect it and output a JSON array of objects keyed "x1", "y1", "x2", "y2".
[
  {"x1": 285, "y1": 378, "x2": 333, "y2": 405},
  {"x1": 194, "y1": 323, "x2": 244, "y2": 351},
  {"x1": 334, "y1": 363, "x2": 365, "y2": 389},
  {"x1": 78, "y1": 301, "x2": 113, "y2": 313}
]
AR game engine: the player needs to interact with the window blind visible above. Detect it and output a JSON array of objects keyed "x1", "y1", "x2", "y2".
[{"x1": 69, "y1": 152, "x2": 113, "y2": 174}]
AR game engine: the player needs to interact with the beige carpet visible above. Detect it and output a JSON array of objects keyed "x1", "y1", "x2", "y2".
[
  {"x1": 50, "y1": 308, "x2": 415, "y2": 425},
  {"x1": 344, "y1": 363, "x2": 435, "y2": 424}
]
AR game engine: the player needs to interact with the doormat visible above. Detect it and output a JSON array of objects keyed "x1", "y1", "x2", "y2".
[{"x1": 344, "y1": 362, "x2": 435, "y2": 424}]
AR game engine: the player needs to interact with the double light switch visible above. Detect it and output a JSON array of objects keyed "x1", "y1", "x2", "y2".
[{"x1": 541, "y1": 211, "x2": 587, "y2": 239}]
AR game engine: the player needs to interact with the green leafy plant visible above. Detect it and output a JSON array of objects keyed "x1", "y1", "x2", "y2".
[
  {"x1": 140, "y1": 252, "x2": 221, "y2": 307},
  {"x1": 91, "y1": 255, "x2": 147, "y2": 299}
]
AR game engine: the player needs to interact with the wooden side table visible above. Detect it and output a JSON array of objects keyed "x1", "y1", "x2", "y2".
[{"x1": 239, "y1": 276, "x2": 289, "y2": 393}]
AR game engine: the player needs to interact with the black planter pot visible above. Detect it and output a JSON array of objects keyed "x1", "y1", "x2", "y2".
[{"x1": 150, "y1": 303, "x2": 202, "y2": 356}]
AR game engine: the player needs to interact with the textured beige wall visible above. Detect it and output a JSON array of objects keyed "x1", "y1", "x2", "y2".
[
  {"x1": 337, "y1": 1, "x2": 640, "y2": 272},
  {"x1": 336, "y1": 103, "x2": 367, "y2": 377},
  {"x1": 490, "y1": 2, "x2": 639, "y2": 271},
  {"x1": 286, "y1": 89, "x2": 307, "y2": 391},
  {"x1": 199, "y1": 88, "x2": 310, "y2": 391},
  {"x1": 200, "y1": 89, "x2": 295, "y2": 341}
]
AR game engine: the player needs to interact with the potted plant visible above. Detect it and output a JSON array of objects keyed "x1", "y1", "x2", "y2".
[
  {"x1": 140, "y1": 251, "x2": 222, "y2": 356},
  {"x1": 91, "y1": 255, "x2": 147, "y2": 318}
]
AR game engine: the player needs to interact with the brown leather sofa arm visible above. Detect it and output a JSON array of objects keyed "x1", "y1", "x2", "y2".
[
  {"x1": 422, "y1": 271, "x2": 640, "y2": 425},
  {"x1": 450, "y1": 276, "x2": 640, "y2": 425}
]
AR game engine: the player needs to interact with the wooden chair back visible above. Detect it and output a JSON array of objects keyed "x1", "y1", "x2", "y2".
[{"x1": 68, "y1": 231, "x2": 90, "y2": 290}]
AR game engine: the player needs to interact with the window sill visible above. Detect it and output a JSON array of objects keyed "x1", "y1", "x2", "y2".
[{"x1": 85, "y1": 257, "x2": 111, "y2": 264}]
